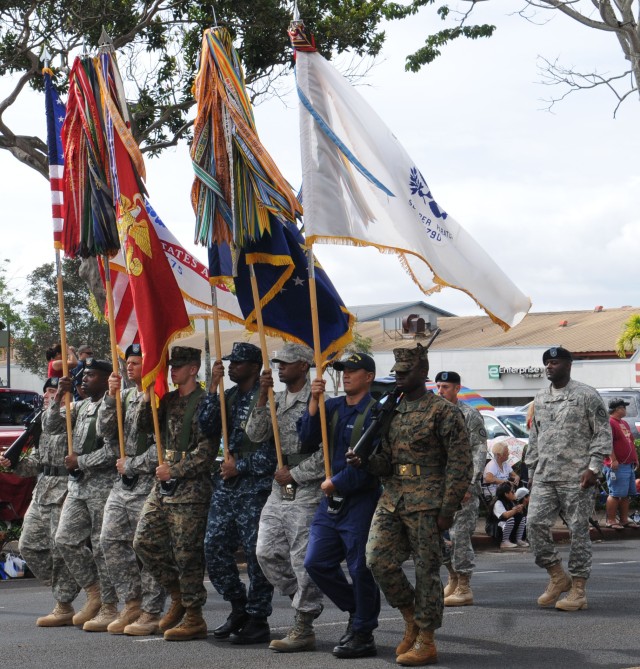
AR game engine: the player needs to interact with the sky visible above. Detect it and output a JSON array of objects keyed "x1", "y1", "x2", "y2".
[{"x1": 1, "y1": 1, "x2": 639, "y2": 322}]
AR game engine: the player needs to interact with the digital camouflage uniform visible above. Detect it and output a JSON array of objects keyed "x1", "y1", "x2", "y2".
[
  {"x1": 247, "y1": 378, "x2": 324, "y2": 615},
  {"x1": 97, "y1": 388, "x2": 164, "y2": 614},
  {"x1": 46, "y1": 396, "x2": 118, "y2": 604},
  {"x1": 16, "y1": 423, "x2": 80, "y2": 604},
  {"x1": 366, "y1": 391, "x2": 472, "y2": 631},
  {"x1": 199, "y1": 381, "x2": 277, "y2": 618},
  {"x1": 443, "y1": 402, "x2": 487, "y2": 576},
  {"x1": 132, "y1": 387, "x2": 214, "y2": 608},
  {"x1": 525, "y1": 379, "x2": 611, "y2": 578}
]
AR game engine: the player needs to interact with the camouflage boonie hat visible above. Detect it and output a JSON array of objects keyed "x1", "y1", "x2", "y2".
[
  {"x1": 43, "y1": 377, "x2": 60, "y2": 392},
  {"x1": 125, "y1": 343, "x2": 142, "y2": 359},
  {"x1": 542, "y1": 346, "x2": 572, "y2": 364},
  {"x1": 222, "y1": 342, "x2": 262, "y2": 364},
  {"x1": 272, "y1": 343, "x2": 314, "y2": 365},
  {"x1": 84, "y1": 358, "x2": 113, "y2": 374},
  {"x1": 168, "y1": 346, "x2": 201, "y2": 367},
  {"x1": 391, "y1": 344, "x2": 429, "y2": 373}
]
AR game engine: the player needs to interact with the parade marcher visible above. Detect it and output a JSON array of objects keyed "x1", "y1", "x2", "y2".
[
  {"x1": 97, "y1": 344, "x2": 165, "y2": 636},
  {"x1": 299, "y1": 352, "x2": 381, "y2": 660},
  {"x1": 248, "y1": 343, "x2": 324, "y2": 653},
  {"x1": 0, "y1": 378, "x2": 81, "y2": 626},
  {"x1": 46, "y1": 359, "x2": 119, "y2": 631},
  {"x1": 199, "y1": 342, "x2": 277, "y2": 645},
  {"x1": 132, "y1": 346, "x2": 214, "y2": 642},
  {"x1": 72, "y1": 344, "x2": 94, "y2": 401},
  {"x1": 525, "y1": 347, "x2": 611, "y2": 612},
  {"x1": 357, "y1": 345, "x2": 472, "y2": 666},
  {"x1": 435, "y1": 370, "x2": 488, "y2": 607}
]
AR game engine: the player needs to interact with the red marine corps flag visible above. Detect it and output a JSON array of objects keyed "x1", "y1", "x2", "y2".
[{"x1": 95, "y1": 52, "x2": 192, "y2": 389}]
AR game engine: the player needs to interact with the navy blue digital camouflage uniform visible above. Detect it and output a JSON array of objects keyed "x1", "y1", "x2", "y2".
[
  {"x1": 298, "y1": 395, "x2": 381, "y2": 634},
  {"x1": 199, "y1": 382, "x2": 277, "y2": 618}
]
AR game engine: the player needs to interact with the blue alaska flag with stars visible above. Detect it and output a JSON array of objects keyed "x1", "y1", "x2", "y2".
[{"x1": 209, "y1": 219, "x2": 354, "y2": 362}]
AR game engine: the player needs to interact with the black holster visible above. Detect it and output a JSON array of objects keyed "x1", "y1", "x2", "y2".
[{"x1": 159, "y1": 478, "x2": 180, "y2": 496}]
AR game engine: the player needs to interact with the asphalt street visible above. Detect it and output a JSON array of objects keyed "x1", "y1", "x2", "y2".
[{"x1": 1, "y1": 540, "x2": 640, "y2": 669}]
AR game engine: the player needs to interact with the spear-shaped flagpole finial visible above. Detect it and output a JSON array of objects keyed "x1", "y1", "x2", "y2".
[
  {"x1": 99, "y1": 26, "x2": 115, "y2": 51},
  {"x1": 293, "y1": 1, "x2": 300, "y2": 21},
  {"x1": 211, "y1": 5, "x2": 218, "y2": 27},
  {"x1": 41, "y1": 45, "x2": 52, "y2": 69}
]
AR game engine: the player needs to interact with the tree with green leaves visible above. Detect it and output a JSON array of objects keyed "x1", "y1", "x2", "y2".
[
  {"x1": 13, "y1": 258, "x2": 109, "y2": 377},
  {"x1": 616, "y1": 313, "x2": 640, "y2": 358},
  {"x1": 389, "y1": 0, "x2": 640, "y2": 114},
  {"x1": 0, "y1": 0, "x2": 397, "y2": 179}
]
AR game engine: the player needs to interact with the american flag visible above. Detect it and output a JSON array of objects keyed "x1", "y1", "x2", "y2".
[{"x1": 43, "y1": 68, "x2": 66, "y2": 249}]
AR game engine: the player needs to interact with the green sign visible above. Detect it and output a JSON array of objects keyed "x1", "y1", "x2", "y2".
[
  {"x1": 0, "y1": 331, "x2": 8, "y2": 347},
  {"x1": 488, "y1": 364, "x2": 501, "y2": 380}
]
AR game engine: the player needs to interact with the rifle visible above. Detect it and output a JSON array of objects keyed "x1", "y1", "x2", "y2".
[
  {"x1": 2, "y1": 409, "x2": 43, "y2": 469},
  {"x1": 351, "y1": 388, "x2": 403, "y2": 462}
]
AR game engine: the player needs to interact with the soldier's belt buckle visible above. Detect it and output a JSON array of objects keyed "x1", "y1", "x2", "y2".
[
  {"x1": 281, "y1": 483, "x2": 297, "y2": 501},
  {"x1": 165, "y1": 449, "x2": 176, "y2": 462},
  {"x1": 398, "y1": 464, "x2": 411, "y2": 476}
]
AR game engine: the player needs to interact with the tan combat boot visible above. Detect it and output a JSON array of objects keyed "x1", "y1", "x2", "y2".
[
  {"x1": 395, "y1": 605, "x2": 419, "y2": 655},
  {"x1": 443, "y1": 566, "x2": 458, "y2": 598},
  {"x1": 107, "y1": 598, "x2": 142, "y2": 634},
  {"x1": 444, "y1": 573, "x2": 473, "y2": 607},
  {"x1": 537, "y1": 562, "x2": 572, "y2": 607},
  {"x1": 36, "y1": 602, "x2": 75, "y2": 627},
  {"x1": 72, "y1": 582, "x2": 102, "y2": 627},
  {"x1": 269, "y1": 610, "x2": 316, "y2": 652},
  {"x1": 555, "y1": 577, "x2": 588, "y2": 611},
  {"x1": 83, "y1": 603, "x2": 119, "y2": 632},
  {"x1": 159, "y1": 588, "x2": 185, "y2": 632},
  {"x1": 396, "y1": 629, "x2": 438, "y2": 666},
  {"x1": 123, "y1": 611, "x2": 162, "y2": 636},
  {"x1": 163, "y1": 607, "x2": 208, "y2": 641}
]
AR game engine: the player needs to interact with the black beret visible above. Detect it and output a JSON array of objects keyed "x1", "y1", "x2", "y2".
[{"x1": 435, "y1": 371, "x2": 461, "y2": 385}]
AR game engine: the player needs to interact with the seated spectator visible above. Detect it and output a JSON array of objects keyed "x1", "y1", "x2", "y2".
[
  {"x1": 493, "y1": 482, "x2": 528, "y2": 550},
  {"x1": 483, "y1": 440, "x2": 520, "y2": 496}
]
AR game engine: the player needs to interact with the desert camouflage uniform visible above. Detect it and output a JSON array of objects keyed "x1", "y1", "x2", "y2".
[
  {"x1": 97, "y1": 388, "x2": 164, "y2": 614},
  {"x1": 247, "y1": 380, "x2": 324, "y2": 615},
  {"x1": 16, "y1": 425, "x2": 80, "y2": 604},
  {"x1": 46, "y1": 397, "x2": 118, "y2": 604},
  {"x1": 199, "y1": 383, "x2": 277, "y2": 617},
  {"x1": 525, "y1": 380, "x2": 611, "y2": 578},
  {"x1": 443, "y1": 402, "x2": 487, "y2": 575},
  {"x1": 133, "y1": 388, "x2": 214, "y2": 609},
  {"x1": 366, "y1": 392, "x2": 472, "y2": 631}
]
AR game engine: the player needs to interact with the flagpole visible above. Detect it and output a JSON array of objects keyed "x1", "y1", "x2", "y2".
[
  {"x1": 149, "y1": 384, "x2": 164, "y2": 465},
  {"x1": 103, "y1": 259, "x2": 126, "y2": 459},
  {"x1": 54, "y1": 252, "x2": 75, "y2": 456},
  {"x1": 210, "y1": 285, "x2": 231, "y2": 462},
  {"x1": 248, "y1": 264, "x2": 284, "y2": 469},
  {"x1": 306, "y1": 247, "x2": 331, "y2": 479}
]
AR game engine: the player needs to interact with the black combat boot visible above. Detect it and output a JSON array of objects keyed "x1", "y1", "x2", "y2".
[
  {"x1": 213, "y1": 598, "x2": 248, "y2": 640},
  {"x1": 338, "y1": 612, "x2": 355, "y2": 645},
  {"x1": 332, "y1": 631, "x2": 377, "y2": 659},
  {"x1": 229, "y1": 616, "x2": 270, "y2": 645}
]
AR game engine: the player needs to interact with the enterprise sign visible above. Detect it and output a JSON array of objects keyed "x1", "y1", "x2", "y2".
[{"x1": 488, "y1": 364, "x2": 544, "y2": 380}]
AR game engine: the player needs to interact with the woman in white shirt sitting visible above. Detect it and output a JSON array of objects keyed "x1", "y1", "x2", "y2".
[{"x1": 483, "y1": 440, "x2": 520, "y2": 496}]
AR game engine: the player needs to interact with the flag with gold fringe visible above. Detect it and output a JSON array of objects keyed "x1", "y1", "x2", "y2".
[{"x1": 191, "y1": 26, "x2": 353, "y2": 360}]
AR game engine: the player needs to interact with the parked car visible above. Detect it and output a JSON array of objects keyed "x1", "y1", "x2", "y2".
[
  {"x1": 0, "y1": 388, "x2": 40, "y2": 451},
  {"x1": 481, "y1": 408, "x2": 529, "y2": 444}
]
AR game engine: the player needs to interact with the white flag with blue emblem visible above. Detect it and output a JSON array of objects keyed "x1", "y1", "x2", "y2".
[{"x1": 295, "y1": 50, "x2": 531, "y2": 330}]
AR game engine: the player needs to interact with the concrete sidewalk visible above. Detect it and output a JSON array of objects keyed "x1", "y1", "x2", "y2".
[{"x1": 471, "y1": 514, "x2": 640, "y2": 551}]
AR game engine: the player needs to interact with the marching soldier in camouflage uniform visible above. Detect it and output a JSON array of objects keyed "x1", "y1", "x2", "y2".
[
  {"x1": 47, "y1": 359, "x2": 119, "y2": 631},
  {"x1": 247, "y1": 343, "x2": 324, "y2": 653},
  {"x1": 199, "y1": 342, "x2": 276, "y2": 645},
  {"x1": 525, "y1": 347, "x2": 611, "y2": 612},
  {"x1": 435, "y1": 371, "x2": 488, "y2": 607},
  {"x1": 0, "y1": 378, "x2": 81, "y2": 627},
  {"x1": 133, "y1": 346, "x2": 214, "y2": 641},
  {"x1": 358, "y1": 345, "x2": 471, "y2": 666},
  {"x1": 97, "y1": 344, "x2": 165, "y2": 636}
]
